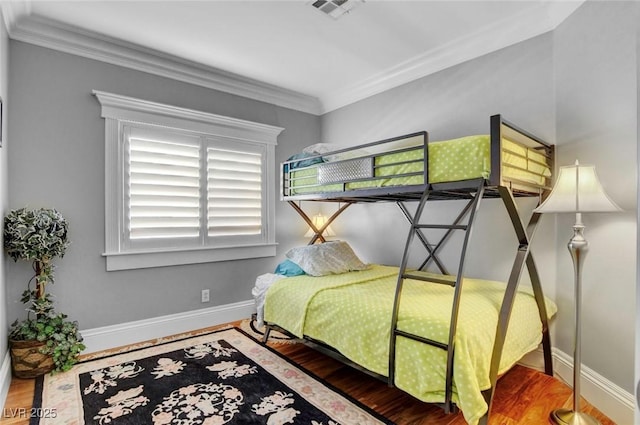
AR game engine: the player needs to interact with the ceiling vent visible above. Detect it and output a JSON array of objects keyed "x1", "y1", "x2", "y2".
[{"x1": 310, "y1": 0, "x2": 363, "y2": 19}]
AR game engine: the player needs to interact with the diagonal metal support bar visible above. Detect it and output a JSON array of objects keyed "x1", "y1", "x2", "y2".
[
  {"x1": 396, "y1": 197, "x2": 476, "y2": 275},
  {"x1": 526, "y1": 250, "x2": 553, "y2": 376},
  {"x1": 418, "y1": 198, "x2": 476, "y2": 272},
  {"x1": 288, "y1": 201, "x2": 353, "y2": 245},
  {"x1": 481, "y1": 186, "x2": 553, "y2": 417},
  {"x1": 396, "y1": 202, "x2": 448, "y2": 274},
  {"x1": 288, "y1": 201, "x2": 326, "y2": 243}
]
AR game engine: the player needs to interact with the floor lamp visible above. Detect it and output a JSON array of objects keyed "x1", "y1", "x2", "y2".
[{"x1": 534, "y1": 160, "x2": 620, "y2": 425}]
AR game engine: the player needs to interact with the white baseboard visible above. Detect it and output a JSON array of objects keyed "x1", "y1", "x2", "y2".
[
  {"x1": 0, "y1": 351, "x2": 11, "y2": 410},
  {"x1": 1, "y1": 301, "x2": 253, "y2": 410},
  {"x1": 518, "y1": 347, "x2": 635, "y2": 425},
  {"x1": 80, "y1": 299, "x2": 254, "y2": 355}
]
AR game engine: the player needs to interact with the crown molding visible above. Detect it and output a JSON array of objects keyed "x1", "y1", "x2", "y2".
[
  {"x1": 6, "y1": 13, "x2": 323, "y2": 115},
  {"x1": 0, "y1": 1, "x2": 31, "y2": 33},
  {"x1": 319, "y1": 1, "x2": 585, "y2": 113},
  {"x1": 3, "y1": 1, "x2": 583, "y2": 116}
]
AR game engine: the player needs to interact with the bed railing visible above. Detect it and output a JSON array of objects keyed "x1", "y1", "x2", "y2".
[
  {"x1": 490, "y1": 115, "x2": 554, "y2": 195},
  {"x1": 282, "y1": 131, "x2": 428, "y2": 201},
  {"x1": 282, "y1": 115, "x2": 553, "y2": 203}
]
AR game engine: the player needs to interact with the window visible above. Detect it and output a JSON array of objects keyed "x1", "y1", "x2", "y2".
[{"x1": 94, "y1": 91, "x2": 283, "y2": 270}]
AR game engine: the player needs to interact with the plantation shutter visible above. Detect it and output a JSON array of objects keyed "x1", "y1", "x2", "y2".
[
  {"x1": 128, "y1": 137, "x2": 201, "y2": 240},
  {"x1": 96, "y1": 91, "x2": 281, "y2": 270},
  {"x1": 207, "y1": 147, "x2": 263, "y2": 238}
]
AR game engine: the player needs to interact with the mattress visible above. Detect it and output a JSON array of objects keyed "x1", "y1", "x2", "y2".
[
  {"x1": 264, "y1": 265, "x2": 557, "y2": 425},
  {"x1": 286, "y1": 135, "x2": 550, "y2": 195}
]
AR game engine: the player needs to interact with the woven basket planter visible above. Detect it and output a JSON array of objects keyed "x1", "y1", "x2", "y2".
[{"x1": 9, "y1": 339, "x2": 54, "y2": 379}]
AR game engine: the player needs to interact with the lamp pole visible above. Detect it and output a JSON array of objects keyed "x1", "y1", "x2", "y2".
[
  {"x1": 550, "y1": 213, "x2": 599, "y2": 425},
  {"x1": 534, "y1": 161, "x2": 620, "y2": 425}
]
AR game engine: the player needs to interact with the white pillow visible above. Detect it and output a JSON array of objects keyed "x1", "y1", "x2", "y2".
[
  {"x1": 285, "y1": 241, "x2": 369, "y2": 277},
  {"x1": 302, "y1": 143, "x2": 341, "y2": 155},
  {"x1": 302, "y1": 142, "x2": 371, "y2": 163}
]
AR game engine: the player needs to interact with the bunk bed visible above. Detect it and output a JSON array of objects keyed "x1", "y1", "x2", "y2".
[{"x1": 260, "y1": 115, "x2": 556, "y2": 425}]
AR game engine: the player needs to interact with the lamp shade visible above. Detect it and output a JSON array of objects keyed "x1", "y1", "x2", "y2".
[
  {"x1": 534, "y1": 160, "x2": 620, "y2": 213},
  {"x1": 304, "y1": 214, "x2": 336, "y2": 237}
]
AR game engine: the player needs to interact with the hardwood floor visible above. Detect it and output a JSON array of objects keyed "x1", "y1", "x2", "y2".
[
  {"x1": 1, "y1": 321, "x2": 616, "y2": 425},
  {"x1": 274, "y1": 342, "x2": 615, "y2": 425}
]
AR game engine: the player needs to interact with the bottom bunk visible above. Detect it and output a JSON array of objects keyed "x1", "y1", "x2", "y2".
[{"x1": 259, "y1": 260, "x2": 557, "y2": 425}]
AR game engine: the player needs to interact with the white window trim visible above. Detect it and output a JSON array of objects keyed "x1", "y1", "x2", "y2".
[{"x1": 93, "y1": 90, "x2": 283, "y2": 271}]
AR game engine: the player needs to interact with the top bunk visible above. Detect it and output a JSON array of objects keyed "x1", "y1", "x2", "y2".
[{"x1": 281, "y1": 115, "x2": 554, "y2": 202}]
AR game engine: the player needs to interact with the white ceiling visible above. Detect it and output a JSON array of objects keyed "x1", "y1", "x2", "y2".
[{"x1": 3, "y1": 1, "x2": 583, "y2": 114}]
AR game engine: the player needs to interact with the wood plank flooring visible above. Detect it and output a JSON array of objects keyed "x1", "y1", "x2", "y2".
[
  {"x1": 275, "y1": 342, "x2": 615, "y2": 425},
  {"x1": 1, "y1": 321, "x2": 616, "y2": 424}
]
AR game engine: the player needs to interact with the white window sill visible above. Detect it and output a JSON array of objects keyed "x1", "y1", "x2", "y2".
[{"x1": 104, "y1": 244, "x2": 277, "y2": 271}]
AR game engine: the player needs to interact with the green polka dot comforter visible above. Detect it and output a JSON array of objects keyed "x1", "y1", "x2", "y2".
[
  {"x1": 264, "y1": 265, "x2": 557, "y2": 425},
  {"x1": 288, "y1": 135, "x2": 550, "y2": 195}
]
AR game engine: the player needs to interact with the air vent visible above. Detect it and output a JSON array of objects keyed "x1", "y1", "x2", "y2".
[{"x1": 310, "y1": 0, "x2": 363, "y2": 19}]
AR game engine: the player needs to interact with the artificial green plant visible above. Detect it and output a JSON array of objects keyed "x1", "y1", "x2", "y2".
[{"x1": 4, "y1": 207, "x2": 85, "y2": 373}]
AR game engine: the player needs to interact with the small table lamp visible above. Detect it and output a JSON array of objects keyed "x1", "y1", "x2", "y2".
[
  {"x1": 304, "y1": 213, "x2": 336, "y2": 238},
  {"x1": 534, "y1": 160, "x2": 621, "y2": 425}
]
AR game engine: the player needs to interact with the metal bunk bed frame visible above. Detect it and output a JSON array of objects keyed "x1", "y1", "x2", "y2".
[{"x1": 264, "y1": 114, "x2": 555, "y2": 424}]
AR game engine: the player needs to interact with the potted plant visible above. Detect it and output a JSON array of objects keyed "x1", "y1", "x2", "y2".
[{"x1": 4, "y1": 207, "x2": 85, "y2": 378}]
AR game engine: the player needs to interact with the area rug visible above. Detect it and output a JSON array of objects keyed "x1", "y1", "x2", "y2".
[{"x1": 31, "y1": 327, "x2": 392, "y2": 425}]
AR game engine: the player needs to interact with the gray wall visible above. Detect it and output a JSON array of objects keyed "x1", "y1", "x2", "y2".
[
  {"x1": 320, "y1": 1, "x2": 637, "y2": 397},
  {"x1": 6, "y1": 41, "x2": 321, "y2": 329},
  {"x1": 321, "y1": 33, "x2": 558, "y2": 297},
  {"x1": 0, "y1": 9, "x2": 10, "y2": 380},
  {"x1": 553, "y1": 1, "x2": 637, "y2": 394}
]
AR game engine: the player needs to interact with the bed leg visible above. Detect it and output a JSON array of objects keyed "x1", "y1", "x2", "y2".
[
  {"x1": 478, "y1": 413, "x2": 489, "y2": 425},
  {"x1": 262, "y1": 325, "x2": 272, "y2": 344}
]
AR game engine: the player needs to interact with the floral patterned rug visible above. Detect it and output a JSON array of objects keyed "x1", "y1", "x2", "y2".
[{"x1": 32, "y1": 327, "x2": 392, "y2": 425}]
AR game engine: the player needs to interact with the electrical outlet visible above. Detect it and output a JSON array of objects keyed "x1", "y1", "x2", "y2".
[{"x1": 201, "y1": 289, "x2": 210, "y2": 303}]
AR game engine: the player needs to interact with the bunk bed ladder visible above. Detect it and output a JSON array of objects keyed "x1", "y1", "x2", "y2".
[{"x1": 388, "y1": 178, "x2": 485, "y2": 414}]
